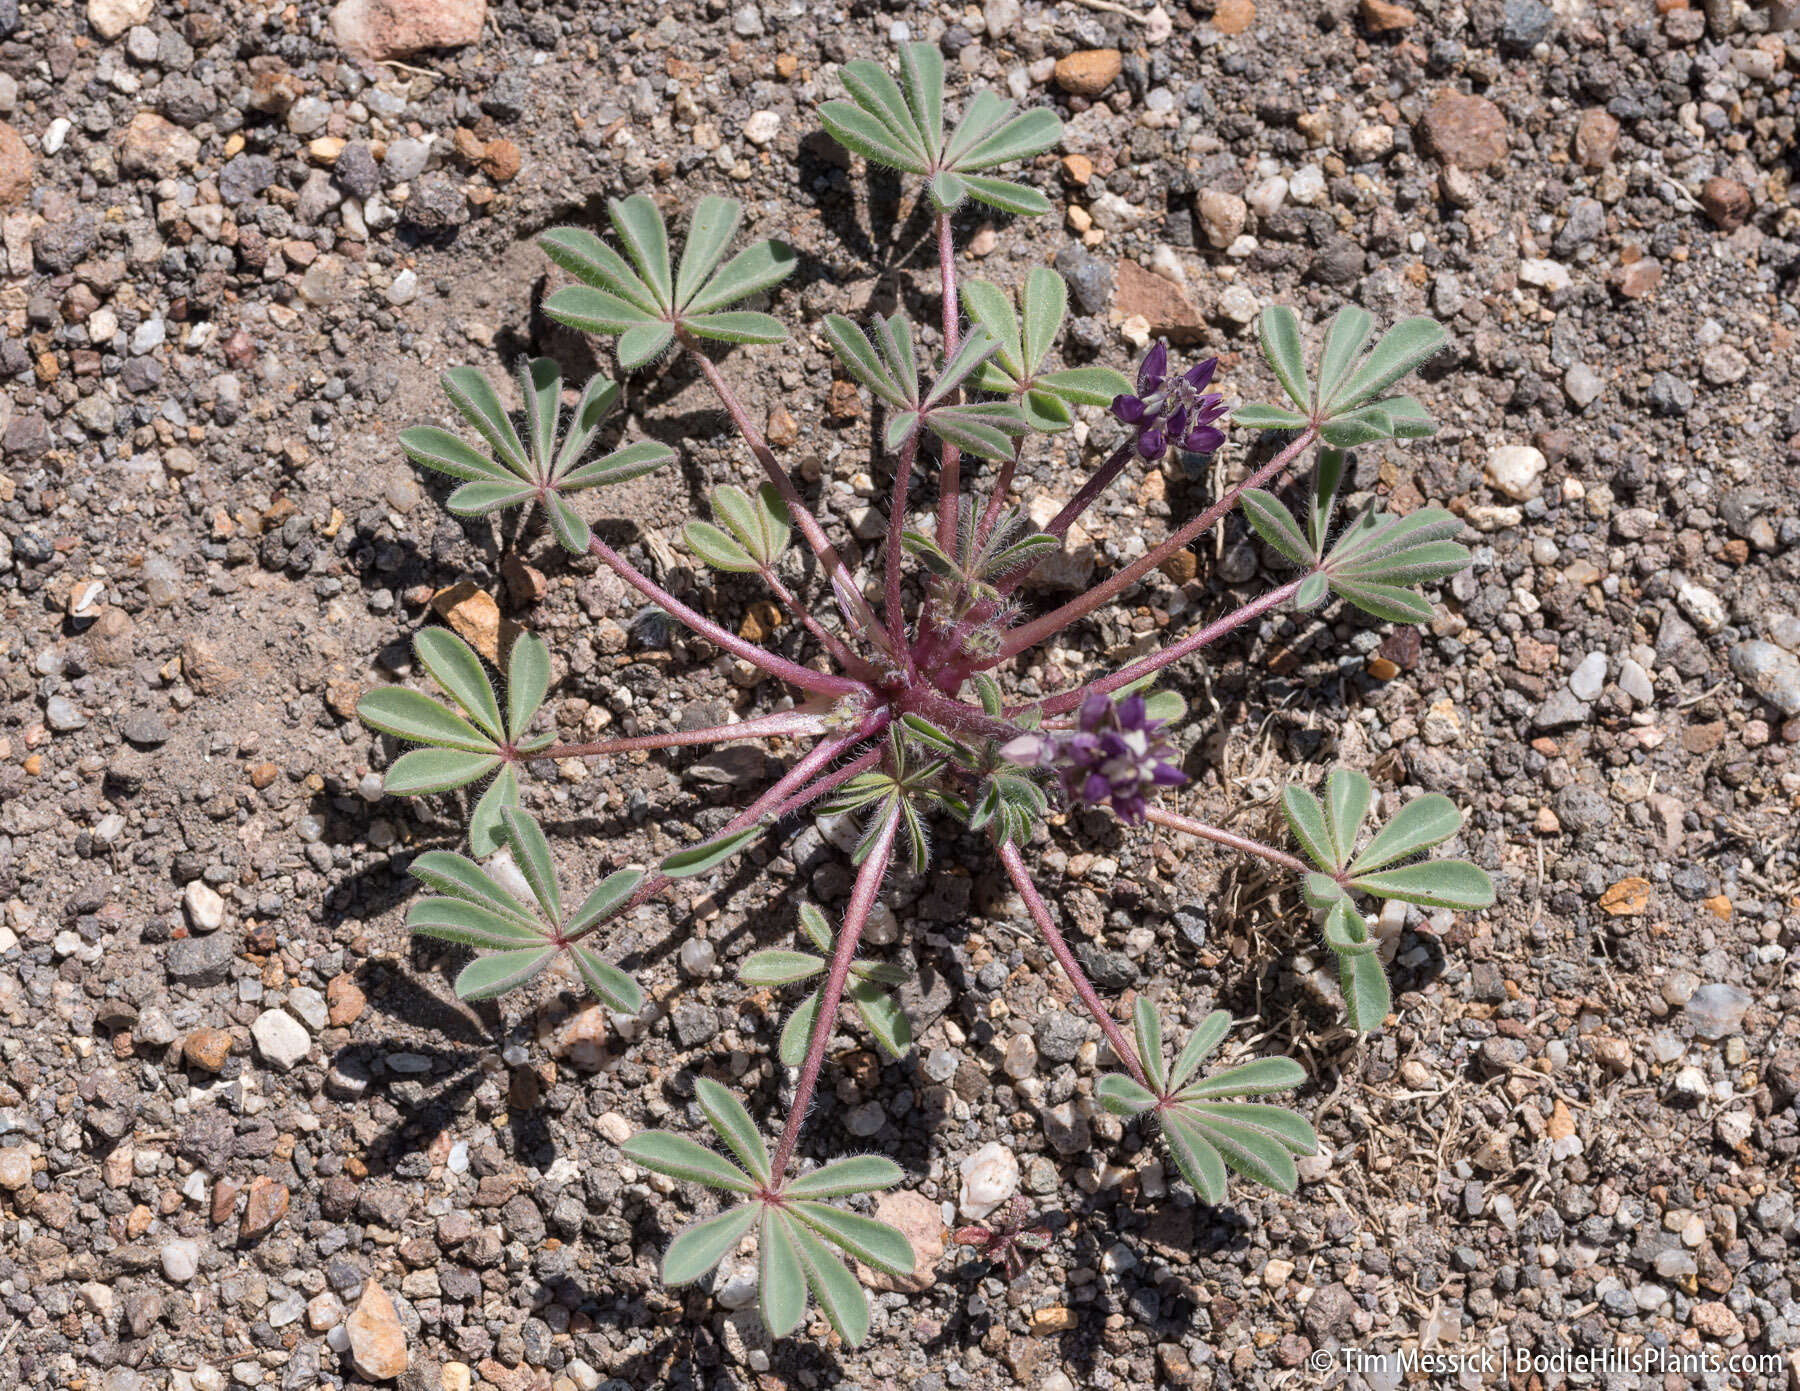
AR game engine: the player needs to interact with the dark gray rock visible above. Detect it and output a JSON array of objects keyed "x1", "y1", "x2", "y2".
[
  {"x1": 167, "y1": 932, "x2": 234, "y2": 986},
  {"x1": 1054, "y1": 244, "x2": 1112, "y2": 317}
]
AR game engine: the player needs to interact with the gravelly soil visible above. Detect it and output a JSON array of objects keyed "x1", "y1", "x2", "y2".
[{"x1": 2, "y1": 0, "x2": 1799, "y2": 1389}]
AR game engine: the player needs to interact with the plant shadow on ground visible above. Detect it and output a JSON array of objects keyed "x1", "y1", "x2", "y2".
[{"x1": 353, "y1": 171, "x2": 1455, "y2": 1371}]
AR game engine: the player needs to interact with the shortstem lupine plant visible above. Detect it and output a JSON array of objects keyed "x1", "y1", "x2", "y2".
[{"x1": 351, "y1": 42, "x2": 1494, "y2": 1348}]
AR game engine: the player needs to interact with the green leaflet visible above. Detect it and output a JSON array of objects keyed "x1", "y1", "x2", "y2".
[
  {"x1": 608, "y1": 195, "x2": 674, "y2": 308},
  {"x1": 1313, "y1": 305, "x2": 1374, "y2": 413},
  {"x1": 359, "y1": 687, "x2": 496, "y2": 754},
  {"x1": 1239, "y1": 489, "x2": 1314, "y2": 568},
  {"x1": 1132, "y1": 997, "x2": 1167, "y2": 1093},
  {"x1": 788, "y1": 1218, "x2": 874, "y2": 1346},
  {"x1": 1257, "y1": 305, "x2": 1309, "y2": 410},
  {"x1": 1348, "y1": 860, "x2": 1495, "y2": 909},
  {"x1": 788, "y1": 1202, "x2": 915, "y2": 1277},
  {"x1": 674, "y1": 195, "x2": 743, "y2": 308},
  {"x1": 737, "y1": 948, "x2": 826, "y2": 986},
  {"x1": 784, "y1": 1156, "x2": 903, "y2": 1200},
  {"x1": 453, "y1": 947, "x2": 556, "y2": 1000},
  {"x1": 383, "y1": 747, "x2": 500, "y2": 796},
  {"x1": 570, "y1": 947, "x2": 643, "y2": 1014},
  {"x1": 760, "y1": 1210, "x2": 811, "y2": 1338},
  {"x1": 622, "y1": 1131, "x2": 757, "y2": 1193},
  {"x1": 499, "y1": 805, "x2": 560, "y2": 924},
  {"x1": 406, "y1": 898, "x2": 549, "y2": 951},
  {"x1": 1094, "y1": 1073, "x2": 1157, "y2": 1117},
  {"x1": 960, "y1": 175, "x2": 1050, "y2": 216},
  {"x1": 506, "y1": 631, "x2": 551, "y2": 742},
  {"x1": 662, "y1": 1203, "x2": 758, "y2": 1286},
  {"x1": 849, "y1": 978, "x2": 912, "y2": 1058},
  {"x1": 659, "y1": 823, "x2": 765, "y2": 877},
  {"x1": 468, "y1": 762, "x2": 519, "y2": 858},
  {"x1": 819, "y1": 42, "x2": 1059, "y2": 217},
  {"x1": 560, "y1": 863, "x2": 640, "y2": 936},
  {"x1": 1350, "y1": 792, "x2": 1460, "y2": 872},
  {"x1": 695, "y1": 1076, "x2": 774, "y2": 1186},
  {"x1": 780, "y1": 988, "x2": 821, "y2": 1067},
  {"x1": 408, "y1": 850, "x2": 538, "y2": 927},
  {"x1": 409, "y1": 628, "x2": 503, "y2": 741}
]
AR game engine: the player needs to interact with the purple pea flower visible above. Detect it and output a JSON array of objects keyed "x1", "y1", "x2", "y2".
[
  {"x1": 1111, "y1": 343, "x2": 1228, "y2": 462},
  {"x1": 1002, "y1": 693, "x2": 1186, "y2": 823}
]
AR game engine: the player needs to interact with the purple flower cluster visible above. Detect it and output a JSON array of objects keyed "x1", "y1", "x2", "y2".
[
  {"x1": 1111, "y1": 343, "x2": 1228, "y2": 462},
  {"x1": 1003, "y1": 693, "x2": 1186, "y2": 823}
]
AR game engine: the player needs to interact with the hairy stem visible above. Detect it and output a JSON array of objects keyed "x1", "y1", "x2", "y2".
[
  {"x1": 587, "y1": 533, "x2": 867, "y2": 699},
  {"x1": 900, "y1": 685, "x2": 1025, "y2": 746},
  {"x1": 884, "y1": 432, "x2": 921, "y2": 669},
  {"x1": 975, "y1": 438, "x2": 1023, "y2": 550},
  {"x1": 1037, "y1": 438, "x2": 1137, "y2": 547},
  {"x1": 990, "y1": 426, "x2": 1320, "y2": 662},
  {"x1": 538, "y1": 708, "x2": 828, "y2": 760},
  {"x1": 769, "y1": 802, "x2": 900, "y2": 1179},
  {"x1": 571, "y1": 715, "x2": 889, "y2": 942},
  {"x1": 761, "y1": 741, "x2": 885, "y2": 823},
  {"x1": 999, "y1": 839, "x2": 1148, "y2": 1089},
  {"x1": 1037, "y1": 576, "x2": 1304, "y2": 717},
  {"x1": 680, "y1": 337, "x2": 887, "y2": 645},
  {"x1": 1142, "y1": 805, "x2": 1309, "y2": 875},
  {"x1": 933, "y1": 210, "x2": 963, "y2": 555},
  {"x1": 756, "y1": 565, "x2": 883, "y2": 684}
]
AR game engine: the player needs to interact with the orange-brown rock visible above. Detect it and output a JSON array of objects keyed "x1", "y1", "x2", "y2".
[{"x1": 1053, "y1": 49, "x2": 1121, "y2": 97}]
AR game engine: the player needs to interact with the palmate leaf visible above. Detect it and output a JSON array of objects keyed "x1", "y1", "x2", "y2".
[
  {"x1": 762, "y1": 902, "x2": 911, "y2": 1062},
  {"x1": 963, "y1": 271, "x2": 1129, "y2": 433},
  {"x1": 401, "y1": 806, "x2": 643, "y2": 1009},
  {"x1": 1283, "y1": 772, "x2": 1493, "y2": 1030},
  {"x1": 1098, "y1": 1006, "x2": 1315, "y2": 1204},
  {"x1": 821, "y1": 42, "x2": 1059, "y2": 219},
  {"x1": 400, "y1": 356, "x2": 674, "y2": 544},
  {"x1": 541, "y1": 196, "x2": 794, "y2": 368}
]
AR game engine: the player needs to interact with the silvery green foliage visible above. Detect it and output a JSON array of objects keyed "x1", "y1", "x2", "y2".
[
  {"x1": 623, "y1": 1080, "x2": 913, "y2": 1346},
  {"x1": 737, "y1": 903, "x2": 912, "y2": 1067},
  {"x1": 820, "y1": 41, "x2": 1063, "y2": 215},
  {"x1": 398, "y1": 357, "x2": 674, "y2": 554},
  {"x1": 348, "y1": 41, "x2": 1499, "y2": 1351},
  {"x1": 540, "y1": 194, "x2": 797, "y2": 368},
  {"x1": 406, "y1": 806, "x2": 643, "y2": 1012},
  {"x1": 1282, "y1": 770, "x2": 1492, "y2": 1032},
  {"x1": 960, "y1": 268, "x2": 1131, "y2": 432},
  {"x1": 1096, "y1": 1002, "x2": 1318, "y2": 1204},
  {"x1": 356, "y1": 629, "x2": 552, "y2": 855}
]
